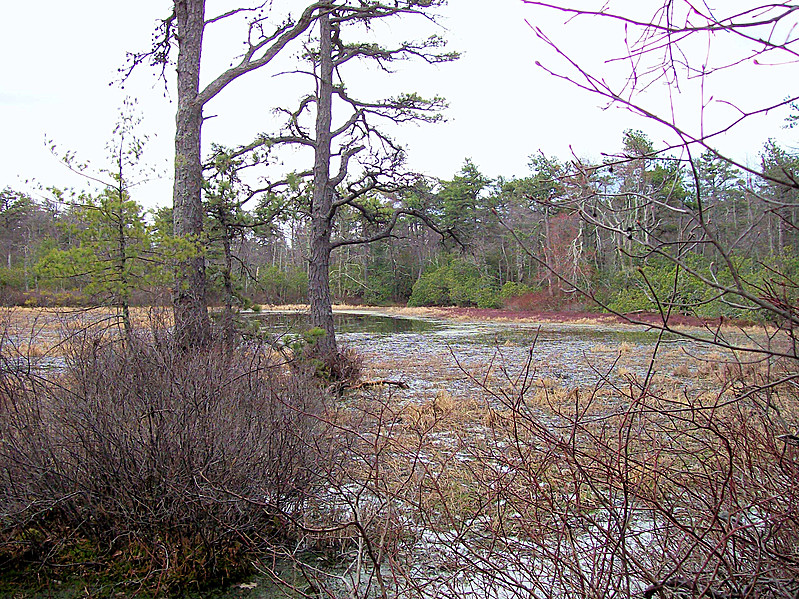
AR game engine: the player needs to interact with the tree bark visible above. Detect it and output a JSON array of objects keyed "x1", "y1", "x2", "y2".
[
  {"x1": 308, "y1": 9, "x2": 338, "y2": 359},
  {"x1": 115, "y1": 196, "x2": 132, "y2": 340},
  {"x1": 173, "y1": 0, "x2": 211, "y2": 348}
]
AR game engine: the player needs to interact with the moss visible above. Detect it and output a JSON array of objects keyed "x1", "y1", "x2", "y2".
[{"x1": 0, "y1": 533, "x2": 256, "y2": 598}]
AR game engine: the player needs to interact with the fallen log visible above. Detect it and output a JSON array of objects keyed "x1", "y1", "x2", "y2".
[{"x1": 351, "y1": 379, "x2": 409, "y2": 390}]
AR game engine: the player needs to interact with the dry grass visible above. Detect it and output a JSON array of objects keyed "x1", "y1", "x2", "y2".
[
  {"x1": 1, "y1": 305, "x2": 785, "y2": 454},
  {"x1": 0, "y1": 307, "x2": 174, "y2": 355},
  {"x1": 2, "y1": 304, "x2": 795, "y2": 598}
]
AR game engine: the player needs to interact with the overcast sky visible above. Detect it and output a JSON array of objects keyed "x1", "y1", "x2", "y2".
[{"x1": 1, "y1": 1, "x2": 795, "y2": 209}]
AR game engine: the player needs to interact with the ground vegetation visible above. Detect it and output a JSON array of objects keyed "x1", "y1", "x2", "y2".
[{"x1": 0, "y1": 317, "x2": 333, "y2": 596}]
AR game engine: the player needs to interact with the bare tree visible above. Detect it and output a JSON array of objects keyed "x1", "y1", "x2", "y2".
[
  {"x1": 213, "y1": 0, "x2": 457, "y2": 362},
  {"x1": 523, "y1": 2, "x2": 798, "y2": 169},
  {"x1": 456, "y1": 3, "x2": 799, "y2": 596},
  {"x1": 517, "y1": 0, "x2": 799, "y2": 333},
  {"x1": 128, "y1": 1, "x2": 328, "y2": 347}
]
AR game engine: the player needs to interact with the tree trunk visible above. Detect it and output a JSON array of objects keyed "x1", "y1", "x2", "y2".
[
  {"x1": 221, "y1": 216, "x2": 235, "y2": 345},
  {"x1": 543, "y1": 207, "x2": 554, "y2": 297},
  {"x1": 308, "y1": 9, "x2": 337, "y2": 359},
  {"x1": 173, "y1": 0, "x2": 210, "y2": 348},
  {"x1": 115, "y1": 199, "x2": 132, "y2": 340}
]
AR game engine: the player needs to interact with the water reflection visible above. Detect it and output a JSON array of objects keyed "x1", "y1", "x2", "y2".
[
  {"x1": 251, "y1": 311, "x2": 440, "y2": 335},
  {"x1": 248, "y1": 310, "x2": 709, "y2": 390}
]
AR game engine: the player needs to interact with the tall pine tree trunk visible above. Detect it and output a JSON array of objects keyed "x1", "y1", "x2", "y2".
[
  {"x1": 173, "y1": 0, "x2": 210, "y2": 348},
  {"x1": 308, "y1": 9, "x2": 337, "y2": 359}
]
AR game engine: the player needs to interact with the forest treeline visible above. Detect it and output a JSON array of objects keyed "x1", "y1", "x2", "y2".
[{"x1": 2, "y1": 129, "x2": 797, "y2": 321}]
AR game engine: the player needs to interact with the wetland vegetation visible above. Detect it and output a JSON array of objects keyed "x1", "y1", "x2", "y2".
[
  {"x1": 1, "y1": 1, "x2": 798, "y2": 597},
  {"x1": 0, "y1": 307, "x2": 796, "y2": 598}
]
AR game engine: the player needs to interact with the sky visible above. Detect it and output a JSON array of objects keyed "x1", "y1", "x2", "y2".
[{"x1": 1, "y1": 1, "x2": 796, "y2": 209}]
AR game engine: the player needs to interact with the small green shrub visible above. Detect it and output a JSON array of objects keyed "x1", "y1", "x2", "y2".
[
  {"x1": 499, "y1": 281, "x2": 536, "y2": 302},
  {"x1": 408, "y1": 257, "x2": 500, "y2": 308},
  {"x1": 286, "y1": 327, "x2": 363, "y2": 383},
  {"x1": 257, "y1": 266, "x2": 308, "y2": 304},
  {"x1": 601, "y1": 251, "x2": 799, "y2": 322}
]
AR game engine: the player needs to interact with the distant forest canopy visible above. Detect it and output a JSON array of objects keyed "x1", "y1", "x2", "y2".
[{"x1": 2, "y1": 129, "x2": 797, "y2": 321}]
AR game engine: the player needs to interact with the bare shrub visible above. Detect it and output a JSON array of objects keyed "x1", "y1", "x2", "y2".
[
  {"x1": 0, "y1": 326, "x2": 332, "y2": 593},
  {"x1": 250, "y1": 385, "x2": 446, "y2": 598},
  {"x1": 398, "y1": 345, "x2": 799, "y2": 599}
]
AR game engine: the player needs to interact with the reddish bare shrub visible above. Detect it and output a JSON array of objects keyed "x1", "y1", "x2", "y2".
[
  {"x1": 401, "y1": 348, "x2": 799, "y2": 599},
  {"x1": 504, "y1": 288, "x2": 592, "y2": 312},
  {"x1": 0, "y1": 327, "x2": 332, "y2": 593}
]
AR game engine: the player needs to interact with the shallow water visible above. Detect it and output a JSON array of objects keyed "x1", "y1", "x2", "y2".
[
  {"x1": 252, "y1": 309, "x2": 721, "y2": 392},
  {"x1": 253, "y1": 310, "x2": 442, "y2": 335},
  {"x1": 229, "y1": 310, "x2": 729, "y2": 598}
]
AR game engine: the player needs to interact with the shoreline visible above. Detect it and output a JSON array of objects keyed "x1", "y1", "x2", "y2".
[{"x1": 257, "y1": 303, "x2": 765, "y2": 333}]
